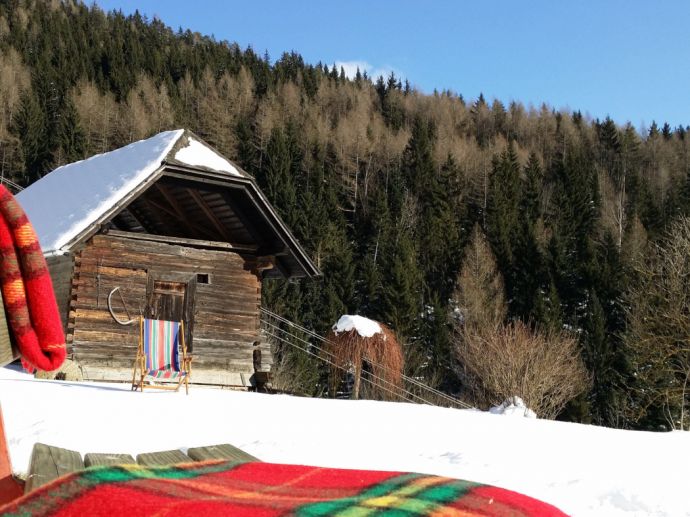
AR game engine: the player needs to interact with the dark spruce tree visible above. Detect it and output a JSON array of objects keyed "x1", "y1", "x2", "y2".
[
  {"x1": 486, "y1": 142, "x2": 521, "y2": 310},
  {"x1": 511, "y1": 153, "x2": 548, "y2": 321},
  {"x1": 11, "y1": 90, "x2": 50, "y2": 184}
]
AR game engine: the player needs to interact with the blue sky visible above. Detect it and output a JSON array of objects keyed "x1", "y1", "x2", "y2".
[{"x1": 94, "y1": 0, "x2": 690, "y2": 130}]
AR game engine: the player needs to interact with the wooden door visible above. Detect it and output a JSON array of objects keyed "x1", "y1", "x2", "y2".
[
  {"x1": 148, "y1": 280, "x2": 185, "y2": 321},
  {"x1": 146, "y1": 272, "x2": 196, "y2": 351}
]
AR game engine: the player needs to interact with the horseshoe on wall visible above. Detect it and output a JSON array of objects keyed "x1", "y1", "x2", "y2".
[{"x1": 107, "y1": 287, "x2": 136, "y2": 326}]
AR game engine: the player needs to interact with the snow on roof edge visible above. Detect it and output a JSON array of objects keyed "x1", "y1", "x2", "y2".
[
  {"x1": 173, "y1": 137, "x2": 242, "y2": 177},
  {"x1": 17, "y1": 129, "x2": 184, "y2": 253}
]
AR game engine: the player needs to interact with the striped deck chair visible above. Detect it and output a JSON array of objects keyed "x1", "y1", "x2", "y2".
[{"x1": 132, "y1": 317, "x2": 192, "y2": 394}]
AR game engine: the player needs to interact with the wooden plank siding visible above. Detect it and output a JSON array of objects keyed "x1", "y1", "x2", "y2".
[
  {"x1": 69, "y1": 234, "x2": 263, "y2": 386},
  {"x1": 46, "y1": 254, "x2": 74, "y2": 337}
]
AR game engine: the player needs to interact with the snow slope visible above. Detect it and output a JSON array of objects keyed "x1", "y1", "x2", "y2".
[{"x1": 1, "y1": 366, "x2": 688, "y2": 517}]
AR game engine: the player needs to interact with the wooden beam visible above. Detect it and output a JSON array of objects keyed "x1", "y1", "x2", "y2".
[
  {"x1": 187, "y1": 188, "x2": 233, "y2": 242},
  {"x1": 162, "y1": 167, "x2": 320, "y2": 278},
  {"x1": 252, "y1": 256, "x2": 275, "y2": 276},
  {"x1": 25, "y1": 444, "x2": 84, "y2": 493},
  {"x1": 148, "y1": 184, "x2": 220, "y2": 241},
  {"x1": 220, "y1": 191, "x2": 265, "y2": 246},
  {"x1": 187, "y1": 444, "x2": 259, "y2": 463},
  {"x1": 155, "y1": 183, "x2": 187, "y2": 218},
  {"x1": 119, "y1": 206, "x2": 148, "y2": 232},
  {"x1": 104, "y1": 230, "x2": 258, "y2": 253},
  {"x1": 0, "y1": 407, "x2": 23, "y2": 503},
  {"x1": 141, "y1": 196, "x2": 179, "y2": 221},
  {"x1": 0, "y1": 405, "x2": 16, "y2": 483},
  {"x1": 158, "y1": 179, "x2": 263, "y2": 249},
  {"x1": 84, "y1": 453, "x2": 135, "y2": 467},
  {"x1": 150, "y1": 184, "x2": 218, "y2": 240},
  {"x1": 139, "y1": 197, "x2": 217, "y2": 241},
  {"x1": 136, "y1": 449, "x2": 190, "y2": 466}
]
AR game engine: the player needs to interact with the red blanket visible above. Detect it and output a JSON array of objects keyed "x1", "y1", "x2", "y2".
[
  {"x1": 0, "y1": 186, "x2": 65, "y2": 372},
  {"x1": 0, "y1": 461, "x2": 566, "y2": 516}
]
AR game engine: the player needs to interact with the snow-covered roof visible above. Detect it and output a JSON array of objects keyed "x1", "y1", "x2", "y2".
[
  {"x1": 332, "y1": 315, "x2": 382, "y2": 338},
  {"x1": 173, "y1": 137, "x2": 242, "y2": 176},
  {"x1": 16, "y1": 130, "x2": 247, "y2": 253}
]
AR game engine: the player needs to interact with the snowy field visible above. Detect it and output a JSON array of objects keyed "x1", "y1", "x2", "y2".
[{"x1": 1, "y1": 365, "x2": 688, "y2": 517}]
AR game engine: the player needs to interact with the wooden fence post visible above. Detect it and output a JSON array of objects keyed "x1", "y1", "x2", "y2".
[{"x1": 0, "y1": 404, "x2": 23, "y2": 503}]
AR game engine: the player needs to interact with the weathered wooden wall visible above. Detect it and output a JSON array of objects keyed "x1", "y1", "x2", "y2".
[
  {"x1": 46, "y1": 254, "x2": 74, "y2": 335},
  {"x1": 69, "y1": 234, "x2": 262, "y2": 386}
]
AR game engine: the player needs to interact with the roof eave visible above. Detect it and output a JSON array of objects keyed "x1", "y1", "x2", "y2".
[
  {"x1": 160, "y1": 162, "x2": 320, "y2": 279},
  {"x1": 42, "y1": 155, "x2": 320, "y2": 280},
  {"x1": 56, "y1": 165, "x2": 168, "y2": 254}
]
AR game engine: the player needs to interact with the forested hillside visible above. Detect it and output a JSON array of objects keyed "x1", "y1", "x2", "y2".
[{"x1": 1, "y1": 0, "x2": 689, "y2": 430}]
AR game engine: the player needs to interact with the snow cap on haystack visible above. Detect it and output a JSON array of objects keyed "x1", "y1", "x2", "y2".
[
  {"x1": 332, "y1": 315, "x2": 383, "y2": 339},
  {"x1": 325, "y1": 315, "x2": 402, "y2": 400}
]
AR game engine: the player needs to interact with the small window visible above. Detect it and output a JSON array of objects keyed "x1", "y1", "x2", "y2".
[{"x1": 196, "y1": 273, "x2": 210, "y2": 284}]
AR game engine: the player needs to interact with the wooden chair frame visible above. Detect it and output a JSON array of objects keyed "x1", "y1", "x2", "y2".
[{"x1": 132, "y1": 317, "x2": 192, "y2": 395}]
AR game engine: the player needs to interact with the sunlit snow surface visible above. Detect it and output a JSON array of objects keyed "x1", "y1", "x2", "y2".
[
  {"x1": 174, "y1": 138, "x2": 241, "y2": 176},
  {"x1": 1, "y1": 366, "x2": 689, "y2": 516},
  {"x1": 489, "y1": 396, "x2": 537, "y2": 418},
  {"x1": 332, "y1": 314, "x2": 382, "y2": 338}
]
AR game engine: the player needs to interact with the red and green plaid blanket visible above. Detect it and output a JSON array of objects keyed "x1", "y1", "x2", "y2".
[{"x1": 0, "y1": 461, "x2": 565, "y2": 516}]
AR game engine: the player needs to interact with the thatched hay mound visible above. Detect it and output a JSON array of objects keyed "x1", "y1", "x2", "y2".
[{"x1": 324, "y1": 317, "x2": 403, "y2": 400}]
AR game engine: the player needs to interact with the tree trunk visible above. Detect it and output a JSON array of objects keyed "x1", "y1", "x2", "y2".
[{"x1": 352, "y1": 359, "x2": 362, "y2": 399}]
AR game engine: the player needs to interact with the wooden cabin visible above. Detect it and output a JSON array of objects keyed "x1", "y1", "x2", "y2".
[{"x1": 17, "y1": 130, "x2": 319, "y2": 387}]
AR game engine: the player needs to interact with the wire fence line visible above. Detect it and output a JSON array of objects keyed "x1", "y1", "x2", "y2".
[
  {"x1": 260, "y1": 308, "x2": 474, "y2": 410},
  {"x1": 0, "y1": 177, "x2": 23, "y2": 193},
  {"x1": 262, "y1": 323, "x2": 425, "y2": 404},
  {"x1": 261, "y1": 319, "x2": 435, "y2": 405}
]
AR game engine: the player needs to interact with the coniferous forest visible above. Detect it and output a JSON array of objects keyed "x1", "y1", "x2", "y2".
[{"x1": 2, "y1": 0, "x2": 690, "y2": 430}]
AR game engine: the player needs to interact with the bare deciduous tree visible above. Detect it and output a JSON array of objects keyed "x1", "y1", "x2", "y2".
[
  {"x1": 456, "y1": 321, "x2": 589, "y2": 419},
  {"x1": 453, "y1": 225, "x2": 588, "y2": 418},
  {"x1": 0, "y1": 49, "x2": 30, "y2": 181},
  {"x1": 452, "y1": 224, "x2": 507, "y2": 331},
  {"x1": 72, "y1": 80, "x2": 119, "y2": 154},
  {"x1": 624, "y1": 217, "x2": 690, "y2": 430}
]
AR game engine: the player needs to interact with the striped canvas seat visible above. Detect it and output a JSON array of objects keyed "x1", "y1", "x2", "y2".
[
  {"x1": 143, "y1": 319, "x2": 187, "y2": 379},
  {"x1": 132, "y1": 317, "x2": 191, "y2": 394}
]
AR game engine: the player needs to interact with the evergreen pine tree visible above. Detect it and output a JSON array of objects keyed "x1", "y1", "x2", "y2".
[
  {"x1": 257, "y1": 124, "x2": 300, "y2": 228},
  {"x1": 380, "y1": 231, "x2": 422, "y2": 341},
  {"x1": 56, "y1": 97, "x2": 86, "y2": 165},
  {"x1": 486, "y1": 142, "x2": 521, "y2": 307},
  {"x1": 511, "y1": 154, "x2": 546, "y2": 320},
  {"x1": 547, "y1": 144, "x2": 599, "y2": 320},
  {"x1": 11, "y1": 89, "x2": 49, "y2": 183}
]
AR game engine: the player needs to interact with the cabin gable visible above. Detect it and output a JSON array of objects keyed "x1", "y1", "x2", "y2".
[{"x1": 23, "y1": 130, "x2": 319, "y2": 387}]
